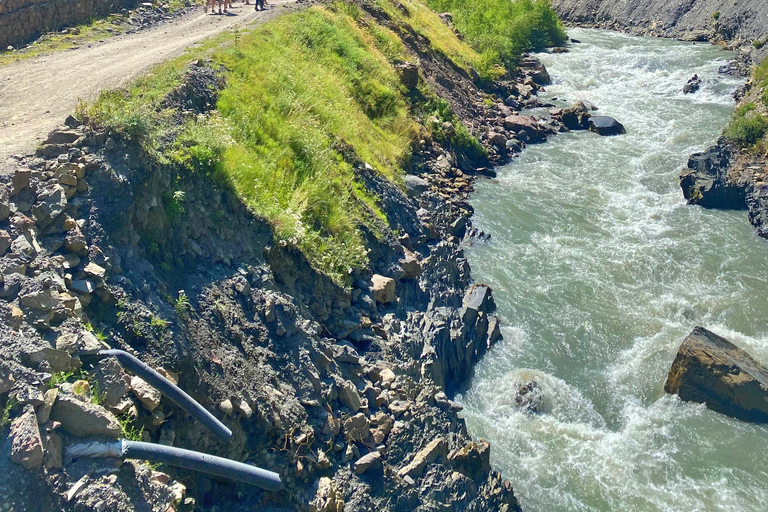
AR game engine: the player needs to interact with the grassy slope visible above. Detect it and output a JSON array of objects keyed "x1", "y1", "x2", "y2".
[
  {"x1": 83, "y1": 0, "x2": 562, "y2": 284},
  {"x1": 725, "y1": 56, "x2": 768, "y2": 152}
]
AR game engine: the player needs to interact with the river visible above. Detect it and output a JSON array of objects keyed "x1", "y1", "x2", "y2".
[{"x1": 459, "y1": 28, "x2": 768, "y2": 512}]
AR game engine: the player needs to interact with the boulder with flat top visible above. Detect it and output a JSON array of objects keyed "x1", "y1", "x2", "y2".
[{"x1": 665, "y1": 326, "x2": 768, "y2": 423}]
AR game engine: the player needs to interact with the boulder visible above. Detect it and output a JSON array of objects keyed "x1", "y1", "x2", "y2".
[
  {"x1": 683, "y1": 74, "x2": 702, "y2": 94},
  {"x1": 587, "y1": 116, "x2": 626, "y2": 136},
  {"x1": 679, "y1": 145, "x2": 746, "y2": 210},
  {"x1": 665, "y1": 326, "x2": 768, "y2": 423},
  {"x1": 371, "y1": 274, "x2": 395, "y2": 304},
  {"x1": 448, "y1": 440, "x2": 491, "y2": 483},
  {"x1": 404, "y1": 175, "x2": 429, "y2": 197},
  {"x1": 463, "y1": 284, "x2": 496, "y2": 315},
  {"x1": 514, "y1": 380, "x2": 543, "y2": 413},
  {"x1": 50, "y1": 394, "x2": 122, "y2": 437},
  {"x1": 31, "y1": 184, "x2": 67, "y2": 228},
  {"x1": 339, "y1": 380, "x2": 363, "y2": 412},
  {"x1": 343, "y1": 412, "x2": 370, "y2": 442},
  {"x1": 503, "y1": 115, "x2": 541, "y2": 141},
  {"x1": 353, "y1": 451, "x2": 382, "y2": 474},
  {"x1": 22, "y1": 347, "x2": 72, "y2": 373},
  {"x1": 396, "y1": 62, "x2": 419, "y2": 90},
  {"x1": 94, "y1": 357, "x2": 129, "y2": 407},
  {"x1": 310, "y1": 477, "x2": 344, "y2": 512},
  {"x1": 0, "y1": 186, "x2": 9, "y2": 222},
  {"x1": 9, "y1": 406, "x2": 44, "y2": 470},
  {"x1": 399, "y1": 249, "x2": 422, "y2": 279},
  {"x1": 397, "y1": 437, "x2": 448, "y2": 478},
  {"x1": 131, "y1": 376, "x2": 162, "y2": 411}
]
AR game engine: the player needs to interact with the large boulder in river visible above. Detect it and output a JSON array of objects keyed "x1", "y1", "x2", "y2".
[
  {"x1": 664, "y1": 326, "x2": 768, "y2": 423},
  {"x1": 587, "y1": 116, "x2": 626, "y2": 136},
  {"x1": 679, "y1": 144, "x2": 747, "y2": 210}
]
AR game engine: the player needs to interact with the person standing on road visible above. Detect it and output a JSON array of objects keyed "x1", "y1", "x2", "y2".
[{"x1": 255, "y1": 0, "x2": 265, "y2": 11}]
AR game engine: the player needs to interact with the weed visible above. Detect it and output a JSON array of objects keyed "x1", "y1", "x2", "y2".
[
  {"x1": 150, "y1": 316, "x2": 170, "y2": 331},
  {"x1": 118, "y1": 412, "x2": 144, "y2": 441},
  {"x1": 1, "y1": 395, "x2": 18, "y2": 429},
  {"x1": 174, "y1": 292, "x2": 190, "y2": 316},
  {"x1": 726, "y1": 108, "x2": 768, "y2": 147}
]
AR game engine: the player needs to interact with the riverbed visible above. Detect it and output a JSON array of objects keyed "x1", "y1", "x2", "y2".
[{"x1": 460, "y1": 28, "x2": 768, "y2": 512}]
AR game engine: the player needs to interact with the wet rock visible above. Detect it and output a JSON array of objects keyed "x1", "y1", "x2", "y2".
[
  {"x1": 397, "y1": 437, "x2": 447, "y2": 478},
  {"x1": 371, "y1": 274, "x2": 395, "y2": 304},
  {"x1": 10, "y1": 406, "x2": 44, "y2": 470},
  {"x1": 50, "y1": 394, "x2": 121, "y2": 437},
  {"x1": 683, "y1": 74, "x2": 702, "y2": 94},
  {"x1": 503, "y1": 115, "x2": 541, "y2": 141},
  {"x1": 514, "y1": 380, "x2": 543, "y2": 413},
  {"x1": 448, "y1": 440, "x2": 491, "y2": 483},
  {"x1": 680, "y1": 144, "x2": 747, "y2": 209},
  {"x1": 131, "y1": 376, "x2": 162, "y2": 411},
  {"x1": 463, "y1": 284, "x2": 495, "y2": 314},
  {"x1": 587, "y1": 116, "x2": 626, "y2": 136},
  {"x1": 665, "y1": 326, "x2": 768, "y2": 423},
  {"x1": 354, "y1": 451, "x2": 382, "y2": 474}
]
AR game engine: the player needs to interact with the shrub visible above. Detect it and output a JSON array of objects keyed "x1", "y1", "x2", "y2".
[{"x1": 726, "y1": 111, "x2": 768, "y2": 147}]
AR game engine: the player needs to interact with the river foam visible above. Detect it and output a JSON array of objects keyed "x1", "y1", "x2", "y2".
[{"x1": 460, "y1": 28, "x2": 768, "y2": 512}]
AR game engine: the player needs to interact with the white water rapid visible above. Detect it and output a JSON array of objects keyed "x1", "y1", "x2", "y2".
[{"x1": 460, "y1": 28, "x2": 768, "y2": 512}]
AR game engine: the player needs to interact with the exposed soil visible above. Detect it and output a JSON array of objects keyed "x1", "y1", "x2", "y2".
[{"x1": 0, "y1": 0, "x2": 298, "y2": 170}]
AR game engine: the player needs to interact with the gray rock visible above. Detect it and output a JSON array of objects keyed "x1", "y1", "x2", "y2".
[
  {"x1": 587, "y1": 116, "x2": 626, "y2": 136},
  {"x1": 94, "y1": 357, "x2": 129, "y2": 408},
  {"x1": 22, "y1": 347, "x2": 72, "y2": 373},
  {"x1": 339, "y1": 380, "x2": 363, "y2": 412},
  {"x1": 32, "y1": 184, "x2": 67, "y2": 228},
  {"x1": 397, "y1": 437, "x2": 447, "y2": 478},
  {"x1": 404, "y1": 175, "x2": 429, "y2": 197},
  {"x1": 50, "y1": 394, "x2": 121, "y2": 437},
  {"x1": 0, "y1": 229, "x2": 11, "y2": 255},
  {"x1": 353, "y1": 451, "x2": 382, "y2": 474}
]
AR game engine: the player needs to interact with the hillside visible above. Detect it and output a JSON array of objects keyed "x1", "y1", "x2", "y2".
[{"x1": 0, "y1": 0, "x2": 565, "y2": 510}]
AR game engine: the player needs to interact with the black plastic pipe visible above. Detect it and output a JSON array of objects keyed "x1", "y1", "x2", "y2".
[
  {"x1": 97, "y1": 349, "x2": 232, "y2": 443},
  {"x1": 66, "y1": 440, "x2": 282, "y2": 491}
]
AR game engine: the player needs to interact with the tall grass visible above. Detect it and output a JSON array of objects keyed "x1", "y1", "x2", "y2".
[{"x1": 423, "y1": 0, "x2": 566, "y2": 67}]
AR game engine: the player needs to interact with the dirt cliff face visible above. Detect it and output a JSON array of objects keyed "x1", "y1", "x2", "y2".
[{"x1": 551, "y1": 0, "x2": 768, "y2": 43}]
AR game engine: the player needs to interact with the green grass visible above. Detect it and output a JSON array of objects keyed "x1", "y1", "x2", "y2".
[
  {"x1": 726, "y1": 102, "x2": 768, "y2": 148},
  {"x1": 81, "y1": 0, "x2": 562, "y2": 283},
  {"x1": 422, "y1": 0, "x2": 566, "y2": 68}
]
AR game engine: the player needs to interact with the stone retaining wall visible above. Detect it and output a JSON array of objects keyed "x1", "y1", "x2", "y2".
[{"x1": 0, "y1": 0, "x2": 139, "y2": 48}]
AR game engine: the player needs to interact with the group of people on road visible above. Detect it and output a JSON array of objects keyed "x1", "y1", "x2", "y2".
[{"x1": 205, "y1": 0, "x2": 265, "y2": 15}]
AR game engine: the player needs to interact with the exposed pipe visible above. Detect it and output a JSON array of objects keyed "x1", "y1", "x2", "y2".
[
  {"x1": 93, "y1": 349, "x2": 232, "y2": 443},
  {"x1": 66, "y1": 440, "x2": 282, "y2": 491}
]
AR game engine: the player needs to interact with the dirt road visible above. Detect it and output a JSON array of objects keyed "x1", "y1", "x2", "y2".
[{"x1": 0, "y1": 1, "x2": 295, "y2": 168}]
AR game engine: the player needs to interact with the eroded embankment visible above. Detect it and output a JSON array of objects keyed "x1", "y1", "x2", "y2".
[{"x1": 0, "y1": 0, "x2": 566, "y2": 510}]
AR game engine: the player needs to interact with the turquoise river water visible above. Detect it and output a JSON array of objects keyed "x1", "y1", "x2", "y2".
[{"x1": 459, "y1": 28, "x2": 768, "y2": 512}]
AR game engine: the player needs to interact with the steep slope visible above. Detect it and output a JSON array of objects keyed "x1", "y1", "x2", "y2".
[{"x1": 551, "y1": 0, "x2": 768, "y2": 43}]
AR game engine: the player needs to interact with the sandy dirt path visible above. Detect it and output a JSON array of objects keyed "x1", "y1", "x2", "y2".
[{"x1": 0, "y1": 1, "x2": 295, "y2": 168}]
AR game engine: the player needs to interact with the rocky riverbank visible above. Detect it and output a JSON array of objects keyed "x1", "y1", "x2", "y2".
[
  {"x1": 0, "y1": 0, "x2": 576, "y2": 508},
  {"x1": 551, "y1": 0, "x2": 768, "y2": 46}
]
